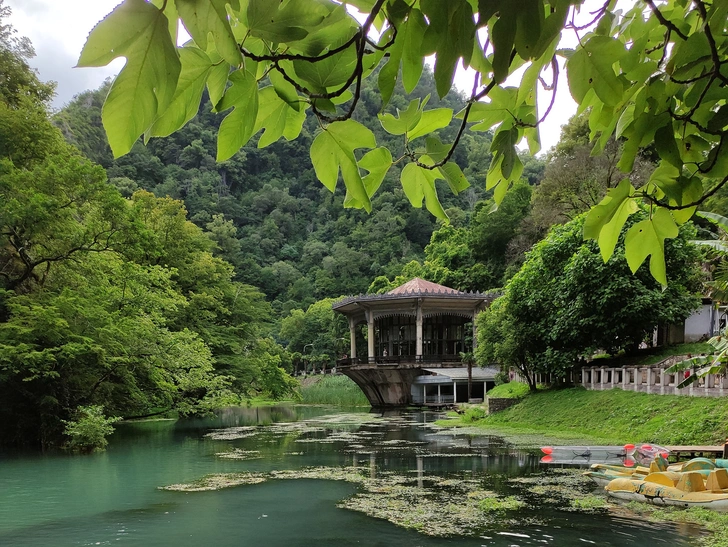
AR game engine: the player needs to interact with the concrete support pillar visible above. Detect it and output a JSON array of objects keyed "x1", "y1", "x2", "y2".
[
  {"x1": 453, "y1": 381, "x2": 457, "y2": 403},
  {"x1": 437, "y1": 384, "x2": 441, "y2": 404},
  {"x1": 349, "y1": 317, "x2": 357, "y2": 359},
  {"x1": 423, "y1": 384, "x2": 426, "y2": 404},
  {"x1": 416, "y1": 299, "x2": 423, "y2": 359},
  {"x1": 367, "y1": 310, "x2": 375, "y2": 363},
  {"x1": 622, "y1": 367, "x2": 628, "y2": 389},
  {"x1": 660, "y1": 369, "x2": 666, "y2": 395}
]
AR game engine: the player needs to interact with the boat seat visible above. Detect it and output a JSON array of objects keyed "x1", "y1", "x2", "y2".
[
  {"x1": 682, "y1": 458, "x2": 715, "y2": 472},
  {"x1": 649, "y1": 455, "x2": 669, "y2": 473},
  {"x1": 676, "y1": 471, "x2": 707, "y2": 493},
  {"x1": 644, "y1": 472, "x2": 678, "y2": 487},
  {"x1": 706, "y1": 468, "x2": 728, "y2": 491}
]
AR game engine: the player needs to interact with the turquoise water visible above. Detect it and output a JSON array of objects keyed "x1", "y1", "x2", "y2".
[{"x1": 0, "y1": 406, "x2": 697, "y2": 546}]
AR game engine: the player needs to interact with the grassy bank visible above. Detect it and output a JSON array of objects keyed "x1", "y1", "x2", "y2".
[
  {"x1": 442, "y1": 386, "x2": 728, "y2": 446},
  {"x1": 297, "y1": 374, "x2": 370, "y2": 406}
]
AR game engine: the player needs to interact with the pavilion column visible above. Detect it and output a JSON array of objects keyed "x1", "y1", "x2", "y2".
[
  {"x1": 367, "y1": 310, "x2": 375, "y2": 363},
  {"x1": 472, "y1": 307, "x2": 479, "y2": 349},
  {"x1": 348, "y1": 317, "x2": 357, "y2": 359},
  {"x1": 416, "y1": 299, "x2": 423, "y2": 359}
]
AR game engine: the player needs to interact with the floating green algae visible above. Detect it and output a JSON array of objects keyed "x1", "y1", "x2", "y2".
[
  {"x1": 160, "y1": 473, "x2": 267, "y2": 491},
  {"x1": 215, "y1": 449, "x2": 262, "y2": 460},
  {"x1": 159, "y1": 466, "x2": 533, "y2": 536}
]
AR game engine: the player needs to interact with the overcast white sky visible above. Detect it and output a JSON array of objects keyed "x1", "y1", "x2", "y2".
[{"x1": 7, "y1": 0, "x2": 586, "y2": 155}]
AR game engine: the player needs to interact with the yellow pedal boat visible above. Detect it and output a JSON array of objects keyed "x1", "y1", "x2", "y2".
[{"x1": 605, "y1": 468, "x2": 728, "y2": 511}]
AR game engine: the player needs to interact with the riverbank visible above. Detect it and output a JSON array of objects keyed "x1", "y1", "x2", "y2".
[{"x1": 438, "y1": 386, "x2": 728, "y2": 446}]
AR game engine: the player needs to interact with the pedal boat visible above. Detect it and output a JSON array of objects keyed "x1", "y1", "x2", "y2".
[{"x1": 605, "y1": 468, "x2": 728, "y2": 511}]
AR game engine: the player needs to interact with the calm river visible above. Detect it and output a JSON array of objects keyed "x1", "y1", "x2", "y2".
[{"x1": 0, "y1": 406, "x2": 698, "y2": 546}]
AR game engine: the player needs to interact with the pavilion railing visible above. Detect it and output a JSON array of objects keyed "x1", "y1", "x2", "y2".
[{"x1": 336, "y1": 355, "x2": 465, "y2": 367}]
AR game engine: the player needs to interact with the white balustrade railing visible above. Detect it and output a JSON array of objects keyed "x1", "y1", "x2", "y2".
[{"x1": 580, "y1": 363, "x2": 727, "y2": 397}]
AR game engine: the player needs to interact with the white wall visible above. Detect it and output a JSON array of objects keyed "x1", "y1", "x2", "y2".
[{"x1": 684, "y1": 304, "x2": 715, "y2": 342}]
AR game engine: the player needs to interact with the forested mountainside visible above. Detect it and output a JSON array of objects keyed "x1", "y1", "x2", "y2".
[{"x1": 55, "y1": 69, "x2": 545, "y2": 313}]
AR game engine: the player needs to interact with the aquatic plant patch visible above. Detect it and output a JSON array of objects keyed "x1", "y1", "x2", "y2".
[
  {"x1": 160, "y1": 472, "x2": 267, "y2": 491},
  {"x1": 159, "y1": 466, "x2": 534, "y2": 536},
  {"x1": 215, "y1": 449, "x2": 262, "y2": 460}
]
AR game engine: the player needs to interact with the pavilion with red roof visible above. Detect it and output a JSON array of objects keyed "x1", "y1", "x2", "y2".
[{"x1": 332, "y1": 278, "x2": 497, "y2": 406}]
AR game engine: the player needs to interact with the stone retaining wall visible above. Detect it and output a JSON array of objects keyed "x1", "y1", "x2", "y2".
[{"x1": 487, "y1": 397, "x2": 521, "y2": 413}]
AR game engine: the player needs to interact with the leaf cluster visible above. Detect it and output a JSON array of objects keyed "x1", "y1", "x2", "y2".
[{"x1": 79, "y1": 0, "x2": 728, "y2": 285}]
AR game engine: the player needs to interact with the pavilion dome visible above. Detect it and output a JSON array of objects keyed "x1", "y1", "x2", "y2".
[{"x1": 387, "y1": 278, "x2": 463, "y2": 295}]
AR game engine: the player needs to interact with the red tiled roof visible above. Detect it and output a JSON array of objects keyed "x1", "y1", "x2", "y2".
[{"x1": 387, "y1": 278, "x2": 463, "y2": 295}]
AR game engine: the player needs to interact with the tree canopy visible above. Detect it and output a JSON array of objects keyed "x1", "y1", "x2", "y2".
[
  {"x1": 476, "y1": 212, "x2": 703, "y2": 390},
  {"x1": 78, "y1": 0, "x2": 728, "y2": 286}
]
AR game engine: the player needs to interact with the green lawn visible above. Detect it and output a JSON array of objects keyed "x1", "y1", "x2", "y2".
[{"x1": 443, "y1": 387, "x2": 728, "y2": 446}]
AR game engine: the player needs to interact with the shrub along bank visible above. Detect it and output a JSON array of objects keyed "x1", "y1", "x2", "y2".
[{"x1": 444, "y1": 387, "x2": 728, "y2": 446}]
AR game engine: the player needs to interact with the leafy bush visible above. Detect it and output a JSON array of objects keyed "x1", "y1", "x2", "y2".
[
  {"x1": 486, "y1": 382, "x2": 530, "y2": 399},
  {"x1": 63, "y1": 405, "x2": 121, "y2": 453},
  {"x1": 494, "y1": 370, "x2": 510, "y2": 386},
  {"x1": 461, "y1": 406, "x2": 487, "y2": 423}
]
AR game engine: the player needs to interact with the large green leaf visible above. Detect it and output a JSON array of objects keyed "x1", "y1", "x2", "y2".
[
  {"x1": 421, "y1": 0, "x2": 475, "y2": 97},
  {"x1": 624, "y1": 208, "x2": 679, "y2": 286},
  {"x1": 247, "y1": 0, "x2": 327, "y2": 43},
  {"x1": 583, "y1": 178, "x2": 635, "y2": 255},
  {"x1": 438, "y1": 162, "x2": 469, "y2": 195},
  {"x1": 654, "y1": 123, "x2": 682, "y2": 169},
  {"x1": 149, "y1": 47, "x2": 212, "y2": 138},
  {"x1": 407, "y1": 108, "x2": 453, "y2": 141},
  {"x1": 253, "y1": 87, "x2": 307, "y2": 148},
  {"x1": 490, "y1": 127, "x2": 519, "y2": 179},
  {"x1": 567, "y1": 37, "x2": 626, "y2": 108},
  {"x1": 176, "y1": 0, "x2": 243, "y2": 65},
  {"x1": 206, "y1": 51, "x2": 230, "y2": 108},
  {"x1": 378, "y1": 99, "x2": 422, "y2": 135},
  {"x1": 216, "y1": 67, "x2": 259, "y2": 161},
  {"x1": 377, "y1": 28, "x2": 403, "y2": 107},
  {"x1": 401, "y1": 9, "x2": 427, "y2": 93},
  {"x1": 400, "y1": 162, "x2": 448, "y2": 220},
  {"x1": 514, "y1": 0, "x2": 543, "y2": 60},
  {"x1": 293, "y1": 45, "x2": 358, "y2": 92},
  {"x1": 359, "y1": 147, "x2": 393, "y2": 197},
  {"x1": 269, "y1": 69, "x2": 301, "y2": 112},
  {"x1": 490, "y1": 8, "x2": 517, "y2": 83},
  {"x1": 697, "y1": 211, "x2": 728, "y2": 233},
  {"x1": 597, "y1": 192, "x2": 638, "y2": 262},
  {"x1": 310, "y1": 120, "x2": 376, "y2": 211},
  {"x1": 78, "y1": 0, "x2": 181, "y2": 157}
]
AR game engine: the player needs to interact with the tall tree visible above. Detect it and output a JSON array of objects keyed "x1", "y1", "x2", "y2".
[{"x1": 477, "y1": 212, "x2": 703, "y2": 390}]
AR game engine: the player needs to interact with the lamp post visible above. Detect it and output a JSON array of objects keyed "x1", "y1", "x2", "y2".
[{"x1": 303, "y1": 343, "x2": 314, "y2": 375}]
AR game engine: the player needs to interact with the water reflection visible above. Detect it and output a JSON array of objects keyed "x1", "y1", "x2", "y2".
[{"x1": 0, "y1": 405, "x2": 699, "y2": 547}]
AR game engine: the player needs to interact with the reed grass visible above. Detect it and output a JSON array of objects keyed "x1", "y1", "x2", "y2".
[{"x1": 298, "y1": 375, "x2": 370, "y2": 406}]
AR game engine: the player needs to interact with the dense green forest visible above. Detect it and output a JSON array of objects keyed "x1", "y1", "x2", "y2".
[
  {"x1": 55, "y1": 68, "x2": 547, "y2": 315},
  {"x1": 3, "y1": 1, "x2": 723, "y2": 449},
  {"x1": 0, "y1": 11, "x2": 294, "y2": 448}
]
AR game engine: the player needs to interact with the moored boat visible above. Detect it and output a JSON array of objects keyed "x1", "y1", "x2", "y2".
[{"x1": 605, "y1": 469, "x2": 728, "y2": 511}]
